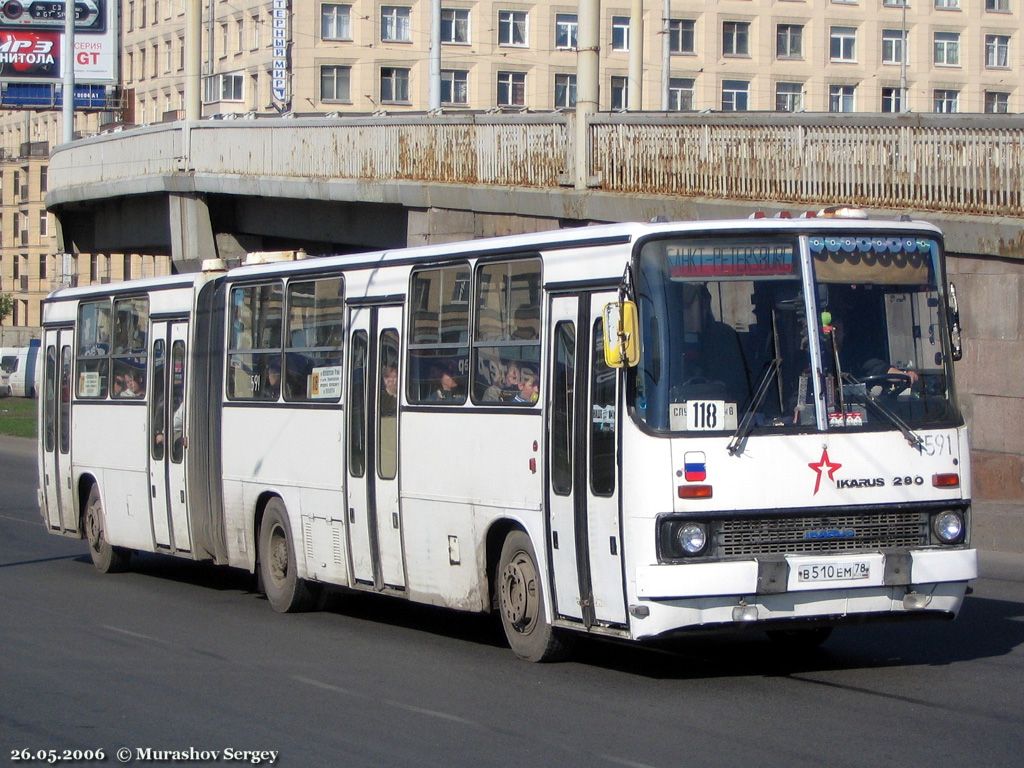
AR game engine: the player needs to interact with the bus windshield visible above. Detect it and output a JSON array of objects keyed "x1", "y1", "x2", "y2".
[
  {"x1": 632, "y1": 232, "x2": 959, "y2": 434},
  {"x1": 813, "y1": 234, "x2": 959, "y2": 431}
]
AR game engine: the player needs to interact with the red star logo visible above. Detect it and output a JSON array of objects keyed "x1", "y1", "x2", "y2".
[{"x1": 808, "y1": 448, "x2": 842, "y2": 495}]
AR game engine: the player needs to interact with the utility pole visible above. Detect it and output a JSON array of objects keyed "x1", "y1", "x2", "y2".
[
  {"x1": 627, "y1": 0, "x2": 643, "y2": 110},
  {"x1": 429, "y1": 0, "x2": 441, "y2": 110},
  {"x1": 661, "y1": 0, "x2": 670, "y2": 110},
  {"x1": 575, "y1": 0, "x2": 599, "y2": 189},
  {"x1": 61, "y1": 0, "x2": 75, "y2": 144},
  {"x1": 899, "y1": 0, "x2": 908, "y2": 112},
  {"x1": 185, "y1": 0, "x2": 202, "y2": 119}
]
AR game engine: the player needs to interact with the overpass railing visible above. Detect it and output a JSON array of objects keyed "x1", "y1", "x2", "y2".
[{"x1": 51, "y1": 112, "x2": 1024, "y2": 216}]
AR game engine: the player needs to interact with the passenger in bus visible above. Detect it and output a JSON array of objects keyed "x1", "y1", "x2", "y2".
[
  {"x1": 381, "y1": 365, "x2": 398, "y2": 415},
  {"x1": 512, "y1": 367, "x2": 539, "y2": 404},
  {"x1": 430, "y1": 364, "x2": 462, "y2": 401},
  {"x1": 121, "y1": 370, "x2": 145, "y2": 398},
  {"x1": 262, "y1": 360, "x2": 282, "y2": 400},
  {"x1": 483, "y1": 360, "x2": 521, "y2": 402},
  {"x1": 111, "y1": 373, "x2": 125, "y2": 398}
]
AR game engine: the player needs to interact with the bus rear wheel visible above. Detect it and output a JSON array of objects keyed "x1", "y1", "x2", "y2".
[
  {"x1": 258, "y1": 498, "x2": 315, "y2": 613},
  {"x1": 496, "y1": 531, "x2": 569, "y2": 662},
  {"x1": 84, "y1": 484, "x2": 130, "y2": 573}
]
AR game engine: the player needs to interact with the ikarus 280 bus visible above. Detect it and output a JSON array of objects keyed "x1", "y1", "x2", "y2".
[{"x1": 39, "y1": 213, "x2": 976, "y2": 661}]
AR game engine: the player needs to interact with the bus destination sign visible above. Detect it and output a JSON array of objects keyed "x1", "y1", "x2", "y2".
[{"x1": 668, "y1": 243, "x2": 795, "y2": 278}]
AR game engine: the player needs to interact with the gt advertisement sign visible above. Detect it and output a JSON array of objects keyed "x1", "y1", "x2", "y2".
[{"x1": 0, "y1": 0, "x2": 116, "y2": 83}]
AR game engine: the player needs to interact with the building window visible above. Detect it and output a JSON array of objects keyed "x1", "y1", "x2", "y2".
[
  {"x1": 496, "y1": 71, "x2": 525, "y2": 106},
  {"x1": 986, "y1": 35, "x2": 1010, "y2": 68},
  {"x1": 251, "y1": 14, "x2": 260, "y2": 49},
  {"x1": 380, "y1": 67, "x2": 410, "y2": 102},
  {"x1": 164, "y1": 40, "x2": 173, "y2": 72},
  {"x1": 933, "y1": 89, "x2": 959, "y2": 113},
  {"x1": 320, "y1": 65, "x2": 351, "y2": 102},
  {"x1": 39, "y1": 166, "x2": 47, "y2": 193},
  {"x1": 123, "y1": 254, "x2": 132, "y2": 281},
  {"x1": 829, "y1": 84, "x2": 856, "y2": 112},
  {"x1": 498, "y1": 10, "x2": 527, "y2": 46},
  {"x1": 883, "y1": 0, "x2": 908, "y2": 6},
  {"x1": 612, "y1": 16, "x2": 629, "y2": 52},
  {"x1": 881, "y1": 29, "x2": 907, "y2": 65},
  {"x1": 554, "y1": 73, "x2": 576, "y2": 108},
  {"x1": 721, "y1": 79, "x2": 749, "y2": 111},
  {"x1": 669, "y1": 19, "x2": 695, "y2": 54},
  {"x1": 610, "y1": 75, "x2": 628, "y2": 109},
  {"x1": 440, "y1": 69, "x2": 469, "y2": 105},
  {"x1": 986, "y1": 0, "x2": 1010, "y2": 11},
  {"x1": 934, "y1": 0, "x2": 960, "y2": 8},
  {"x1": 381, "y1": 6, "x2": 412, "y2": 42},
  {"x1": 235, "y1": 17, "x2": 244, "y2": 53},
  {"x1": 555, "y1": 13, "x2": 577, "y2": 49},
  {"x1": 776, "y1": 24, "x2": 802, "y2": 59},
  {"x1": 322, "y1": 4, "x2": 352, "y2": 41},
  {"x1": 38, "y1": 253, "x2": 47, "y2": 280},
  {"x1": 668, "y1": 78, "x2": 695, "y2": 111},
  {"x1": 177, "y1": 35, "x2": 185, "y2": 70},
  {"x1": 985, "y1": 91, "x2": 1010, "y2": 113},
  {"x1": 775, "y1": 82, "x2": 803, "y2": 112},
  {"x1": 882, "y1": 86, "x2": 904, "y2": 113},
  {"x1": 830, "y1": 26, "x2": 857, "y2": 62},
  {"x1": 934, "y1": 31, "x2": 960, "y2": 65},
  {"x1": 204, "y1": 72, "x2": 243, "y2": 102},
  {"x1": 723, "y1": 21, "x2": 750, "y2": 56},
  {"x1": 38, "y1": 210, "x2": 48, "y2": 238},
  {"x1": 441, "y1": 8, "x2": 470, "y2": 43}
]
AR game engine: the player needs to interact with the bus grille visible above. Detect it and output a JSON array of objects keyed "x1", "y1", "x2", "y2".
[{"x1": 714, "y1": 511, "x2": 930, "y2": 557}]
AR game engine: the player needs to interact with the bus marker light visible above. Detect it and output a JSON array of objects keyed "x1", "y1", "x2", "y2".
[
  {"x1": 629, "y1": 604, "x2": 650, "y2": 619},
  {"x1": 932, "y1": 473, "x2": 959, "y2": 488},
  {"x1": 529, "y1": 458, "x2": 537, "y2": 474},
  {"x1": 903, "y1": 591, "x2": 932, "y2": 610},
  {"x1": 678, "y1": 485, "x2": 712, "y2": 499},
  {"x1": 732, "y1": 602, "x2": 758, "y2": 622}
]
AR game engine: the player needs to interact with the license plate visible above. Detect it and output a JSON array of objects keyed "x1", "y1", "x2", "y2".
[{"x1": 796, "y1": 561, "x2": 871, "y2": 582}]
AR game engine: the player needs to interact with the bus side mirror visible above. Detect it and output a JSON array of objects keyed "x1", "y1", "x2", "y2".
[
  {"x1": 603, "y1": 300, "x2": 639, "y2": 369},
  {"x1": 947, "y1": 282, "x2": 963, "y2": 362}
]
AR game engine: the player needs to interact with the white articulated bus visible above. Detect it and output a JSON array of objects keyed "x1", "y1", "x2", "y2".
[{"x1": 39, "y1": 215, "x2": 977, "y2": 661}]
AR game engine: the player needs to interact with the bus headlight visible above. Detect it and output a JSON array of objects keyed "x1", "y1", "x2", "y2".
[
  {"x1": 677, "y1": 523, "x2": 708, "y2": 555},
  {"x1": 659, "y1": 518, "x2": 711, "y2": 559},
  {"x1": 932, "y1": 510, "x2": 965, "y2": 544}
]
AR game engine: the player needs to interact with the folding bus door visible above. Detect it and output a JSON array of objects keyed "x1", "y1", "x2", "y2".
[
  {"x1": 545, "y1": 292, "x2": 627, "y2": 628},
  {"x1": 346, "y1": 304, "x2": 407, "y2": 591},
  {"x1": 41, "y1": 328, "x2": 76, "y2": 533},
  {"x1": 148, "y1": 320, "x2": 192, "y2": 552}
]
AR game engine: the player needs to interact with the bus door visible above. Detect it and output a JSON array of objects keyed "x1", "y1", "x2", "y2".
[
  {"x1": 546, "y1": 293, "x2": 627, "y2": 628},
  {"x1": 148, "y1": 320, "x2": 191, "y2": 552},
  {"x1": 41, "y1": 328, "x2": 76, "y2": 533},
  {"x1": 346, "y1": 304, "x2": 406, "y2": 590}
]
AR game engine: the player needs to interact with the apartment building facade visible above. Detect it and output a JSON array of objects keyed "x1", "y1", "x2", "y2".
[{"x1": 108, "y1": 0, "x2": 1023, "y2": 121}]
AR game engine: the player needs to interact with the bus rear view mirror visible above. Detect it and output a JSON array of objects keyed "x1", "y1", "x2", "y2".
[{"x1": 603, "y1": 300, "x2": 639, "y2": 369}]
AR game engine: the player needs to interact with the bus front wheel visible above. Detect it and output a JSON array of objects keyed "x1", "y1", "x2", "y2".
[
  {"x1": 84, "y1": 484, "x2": 130, "y2": 573},
  {"x1": 258, "y1": 499, "x2": 315, "y2": 613},
  {"x1": 496, "y1": 531, "x2": 569, "y2": 662}
]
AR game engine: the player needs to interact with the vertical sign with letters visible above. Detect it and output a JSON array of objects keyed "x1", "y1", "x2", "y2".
[{"x1": 271, "y1": 0, "x2": 290, "y2": 110}]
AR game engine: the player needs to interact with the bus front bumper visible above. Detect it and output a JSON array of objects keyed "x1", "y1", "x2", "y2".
[{"x1": 630, "y1": 548, "x2": 977, "y2": 640}]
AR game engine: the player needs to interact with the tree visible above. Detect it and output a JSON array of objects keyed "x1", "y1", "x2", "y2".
[{"x1": 0, "y1": 293, "x2": 12, "y2": 326}]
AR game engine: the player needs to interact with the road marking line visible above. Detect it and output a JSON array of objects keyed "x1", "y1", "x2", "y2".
[
  {"x1": 101, "y1": 625, "x2": 172, "y2": 645},
  {"x1": 292, "y1": 675, "x2": 356, "y2": 696},
  {"x1": 382, "y1": 700, "x2": 477, "y2": 726}
]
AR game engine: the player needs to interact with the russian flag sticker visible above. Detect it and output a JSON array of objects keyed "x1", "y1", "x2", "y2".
[{"x1": 684, "y1": 451, "x2": 707, "y2": 482}]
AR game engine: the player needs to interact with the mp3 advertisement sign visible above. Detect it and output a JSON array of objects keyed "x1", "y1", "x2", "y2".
[{"x1": 0, "y1": 0, "x2": 116, "y2": 83}]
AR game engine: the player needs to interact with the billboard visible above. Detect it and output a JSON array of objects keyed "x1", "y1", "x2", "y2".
[{"x1": 0, "y1": 0, "x2": 116, "y2": 84}]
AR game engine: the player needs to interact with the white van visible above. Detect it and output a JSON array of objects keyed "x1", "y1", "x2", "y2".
[
  {"x1": 0, "y1": 369, "x2": 9, "y2": 398},
  {"x1": 0, "y1": 342, "x2": 40, "y2": 398}
]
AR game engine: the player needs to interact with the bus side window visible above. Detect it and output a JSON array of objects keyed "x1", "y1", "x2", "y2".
[{"x1": 407, "y1": 265, "x2": 470, "y2": 405}]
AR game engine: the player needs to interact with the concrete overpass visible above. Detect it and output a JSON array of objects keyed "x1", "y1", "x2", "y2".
[{"x1": 45, "y1": 111, "x2": 1024, "y2": 501}]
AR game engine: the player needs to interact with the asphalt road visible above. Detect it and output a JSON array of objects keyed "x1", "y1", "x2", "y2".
[{"x1": 2, "y1": 435, "x2": 1024, "y2": 768}]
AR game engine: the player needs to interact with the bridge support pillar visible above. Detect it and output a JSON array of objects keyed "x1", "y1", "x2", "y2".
[{"x1": 169, "y1": 192, "x2": 216, "y2": 273}]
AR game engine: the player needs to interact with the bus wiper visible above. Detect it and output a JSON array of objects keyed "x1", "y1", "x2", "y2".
[
  {"x1": 840, "y1": 372, "x2": 924, "y2": 450},
  {"x1": 727, "y1": 357, "x2": 781, "y2": 456}
]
